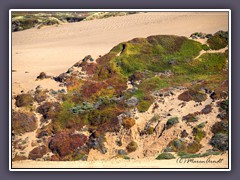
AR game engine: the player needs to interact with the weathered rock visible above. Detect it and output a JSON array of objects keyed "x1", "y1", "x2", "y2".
[
  {"x1": 37, "y1": 72, "x2": 51, "y2": 80},
  {"x1": 12, "y1": 111, "x2": 37, "y2": 135},
  {"x1": 29, "y1": 145, "x2": 48, "y2": 160}
]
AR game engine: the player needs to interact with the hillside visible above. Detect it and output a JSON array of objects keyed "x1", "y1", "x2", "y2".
[{"x1": 12, "y1": 32, "x2": 229, "y2": 167}]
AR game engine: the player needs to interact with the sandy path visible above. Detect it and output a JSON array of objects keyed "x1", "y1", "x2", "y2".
[
  {"x1": 12, "y1": 153, "x2": 228, "y2": 169},
  {"x1": 12, "y1": 12, "x2": 228, "y2": 94}
]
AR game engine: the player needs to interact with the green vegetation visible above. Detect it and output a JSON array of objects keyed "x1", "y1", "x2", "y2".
[
  {"x1": 178, "y1": 151, "x2": 221, "y2": 158},
  {"x1": 207, "y1": 31, "x2": 228, "y2": 50},
  {"x1": 193, "y1": 127, "x2": 206, "y2": 143},
  {"x1": 12, "y1": 12, "x2": 137, "y2": 32},
  {"x1": 201, "y1": 44, "x2": 210, "y2": 51},
  {"x1": 126, "y1": 141, "x2": 138, "y2": 153},
  {"x1": 13, "y1": 33, "x2": 228, "y2": 160},
  {"x1": 166, "y1": 117, "x2": 179, "y2": 129},
  {"x1": 156, "y1": 153, "x2": 175, "y2": 160}
]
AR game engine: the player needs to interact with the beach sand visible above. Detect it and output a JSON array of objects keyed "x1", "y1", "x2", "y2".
[{"x1": 12, "y1": 153, "x2": 228, "y2": 169}]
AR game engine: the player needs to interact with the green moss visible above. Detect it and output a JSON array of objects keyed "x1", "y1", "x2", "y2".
[{"x1": 156, "y1": 153, "x2": 175, "y2": 160}]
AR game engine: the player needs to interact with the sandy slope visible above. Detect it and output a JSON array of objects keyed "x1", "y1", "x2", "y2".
[{"x1": 12, "y1": 12, "x2": 228, "y2": 94}]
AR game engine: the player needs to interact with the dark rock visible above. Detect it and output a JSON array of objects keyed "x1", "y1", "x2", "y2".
[
  {"x1": 37, "y1": 72, "x2": 47, "y2": 80},
  {"x1": 29, "y1": 145, "x2": 48, "y2": 160},
  {"x1": 54, "y1": 73, "x2": 68, "y2": 82}
]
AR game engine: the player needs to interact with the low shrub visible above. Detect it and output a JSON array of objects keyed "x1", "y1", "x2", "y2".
[
  {"x1": 201, "y1": 44, "x2": 210, "y2": 51},
  {"x1": 156, "y1": 152, "x2": 175, "y2": 160},
  {"x1": 122, "y1": 118, "x2": 135, "y2": 129},
  {"x1": 126, "y1": 141, "x2": 138, "y2": 153},
  {"x1": 15, "y1": 93, "x2": 34, "y2": 107},
  {"x1": 29, "y1": 145, "x2": 48, "y2": 160},
  {"x1": 178, "y1": 90, "x2": 207, "y2": 102},
  {"x1": 166, "y1": 117, "x2": 179, "y2": 129},
  {"x1": 49, "y1": 130, "x2": 88, "y2": 157},
  {"x1": 210, "y1": 133, "x2": 228, "y2": 151},
  {"x1": 12, "y1": 111, "x2": 37, "y2": 134},
  {"x1": 146, "y1": 126, "x2": 155, "y2": 135},
  {"x1": 182, "y1": 113, "x2": 198, "y2": 122},
  {"x1": 207, "y1": 31, "x2": 228, "y2": 50},
  {"x1": 201, "y1": 105, "x2": 212, "y2": 114}
]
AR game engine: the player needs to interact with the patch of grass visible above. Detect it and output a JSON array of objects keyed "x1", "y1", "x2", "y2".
[
  {"x1": 156, "y1": 153, "x2": 175, "y2": 160},
  {"x1": 178, "y1": 151, "x2": 221, "y2": 158}
]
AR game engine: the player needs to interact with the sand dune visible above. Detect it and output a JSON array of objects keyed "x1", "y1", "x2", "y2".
[{"x1": 12, "y1": 12, "x2": 228, "y2": 94}]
